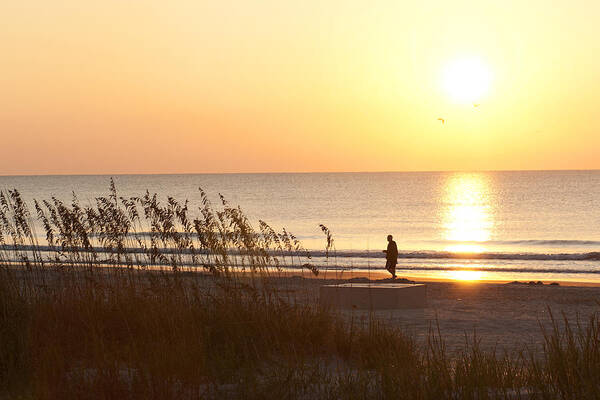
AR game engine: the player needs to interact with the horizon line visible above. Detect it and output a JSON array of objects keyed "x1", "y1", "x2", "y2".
[{"x1": 1, "y1": 168, "x2": 600, "y2": 178}]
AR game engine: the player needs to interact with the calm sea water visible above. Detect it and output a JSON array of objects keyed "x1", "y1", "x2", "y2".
[{"x1": 1, "y1": 171, "x2": 599, "y2": 282}]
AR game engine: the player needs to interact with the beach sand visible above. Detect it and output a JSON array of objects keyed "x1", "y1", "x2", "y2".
[
  {"x1": 12, "y1": 265, "x2": 600, "y2": 355},
  {"x1": 267, "y1": 273, "x2": 600, "y2": 354}
]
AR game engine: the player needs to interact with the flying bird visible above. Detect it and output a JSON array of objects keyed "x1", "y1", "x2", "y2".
[{"x1": 437, "y1": 118, "x2": 445, "y2": 124}]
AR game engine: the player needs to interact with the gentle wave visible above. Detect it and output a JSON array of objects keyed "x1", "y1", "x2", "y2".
[
  {"x1": 310, "y1": 250, "x2": 600, "y2": 261},
  {"x1": 2, "y1": 245, "x2": 600, "y2": 261},
  {"x1": 0, "y1": 256, "x2": 598, "y2": 275},
  {"x1": 97, "y1": 234, "x2": 600, "y2": 247},
  {"x1": 396, "y1": 251, "x2": 600, "y2": 261},
  {"x1": 391, "y1": 265, "x2": 600, "y2": 275},
  {"x1": 412, "y1": 239, "x2": 600, "y2": 247}
]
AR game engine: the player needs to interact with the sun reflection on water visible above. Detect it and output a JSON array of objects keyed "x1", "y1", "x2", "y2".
[
  {"x1": 442, "y1": 173, "x2": 494, "y2": 254},
  {"x1": 446, "y1": 269, "x2": 483, "y2": 282}
]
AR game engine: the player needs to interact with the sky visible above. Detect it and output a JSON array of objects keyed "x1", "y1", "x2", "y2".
[{"x1": 2, "y1": 0, "x2": 600, "y2": 175}]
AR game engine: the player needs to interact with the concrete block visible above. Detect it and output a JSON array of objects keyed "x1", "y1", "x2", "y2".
[{"x1": 320, "y1": 283, "x2": 427, "y2": 309}]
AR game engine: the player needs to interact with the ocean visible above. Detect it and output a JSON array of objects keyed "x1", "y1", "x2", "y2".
[{"x1": 1, "y1": 171, "x2": 599, "y2": 283}]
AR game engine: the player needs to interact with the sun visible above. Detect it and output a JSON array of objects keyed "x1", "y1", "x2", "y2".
[{"x1": 442, "y1": 57, "x2": 491, "y2": 103}]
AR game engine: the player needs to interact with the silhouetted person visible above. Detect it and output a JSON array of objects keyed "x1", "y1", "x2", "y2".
[{"x1": 383, "y1": 234, "x2": 398, "y2": 279}]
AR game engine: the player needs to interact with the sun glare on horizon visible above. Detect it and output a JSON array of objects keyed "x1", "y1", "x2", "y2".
[{"x1": 442, "y1": 57, "x2": 492, "y2": 103}]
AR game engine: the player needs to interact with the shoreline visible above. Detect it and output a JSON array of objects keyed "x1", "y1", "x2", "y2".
[
  {"x1": 7, "y1": 261, "x2": 600, "y2": 287},
  {"x1": 263, "y1": 268, "x2": 600, "y2": 288}
]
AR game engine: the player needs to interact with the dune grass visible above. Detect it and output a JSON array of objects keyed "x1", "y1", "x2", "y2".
[
  {"x1": 3, "y1": 267, "x2": 600, "y2": 399},
  {"x1": 1, "y1": 183, "x2": 599, "y2": 399}
]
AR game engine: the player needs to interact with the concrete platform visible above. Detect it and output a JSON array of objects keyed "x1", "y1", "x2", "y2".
[{"x1": 320, "y1": 283, "x2": 427, "y2": 309}]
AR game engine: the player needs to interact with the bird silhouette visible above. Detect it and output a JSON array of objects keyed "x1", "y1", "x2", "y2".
[{"x1": 437, "y1": 118, "x2": 445, "y2": 124}]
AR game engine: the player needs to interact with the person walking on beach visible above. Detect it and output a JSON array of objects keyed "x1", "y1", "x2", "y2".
[{"x1": 383, "y1": 235, "x2": 398, "y2": 279}]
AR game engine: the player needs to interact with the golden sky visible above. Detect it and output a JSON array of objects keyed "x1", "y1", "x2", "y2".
[{"x1": 2, "y1": 0, "x2": 599, "y2": 175}]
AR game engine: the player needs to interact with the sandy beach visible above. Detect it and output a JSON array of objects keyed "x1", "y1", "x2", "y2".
[
  {"x1": 8, "y1": 259, "x2": 600, "y2": 357},
  {"x1": 264, "y1": 273, "x2": 600, "y2": 354},
  {"x1": 4, "y1": 264, "x2": 600, "y2": 397}
]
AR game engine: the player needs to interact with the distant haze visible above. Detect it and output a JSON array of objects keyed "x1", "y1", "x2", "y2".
[{"x1": 2, "y1": 0, "x2": 600, "y2": 175}]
